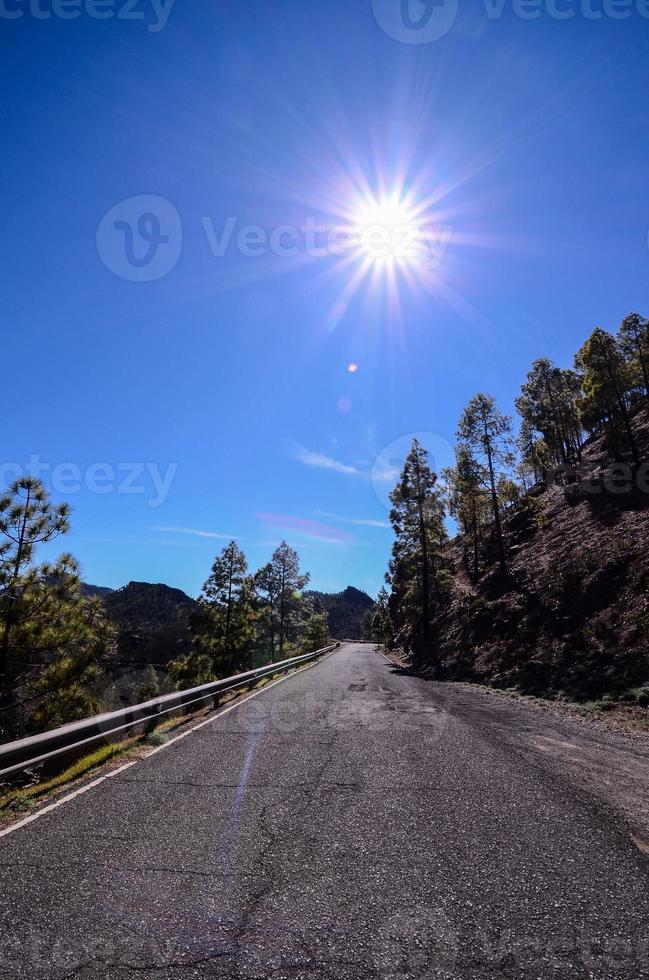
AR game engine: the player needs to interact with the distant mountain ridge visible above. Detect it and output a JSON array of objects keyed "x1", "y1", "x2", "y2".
[
  {"x1": 103, "y1": 581, "x2": 197, "y2": 631},
  {"x1": 82, "y1": 581, "x2": 198, "y2": 669},
  {"x1": 83, "y1": 580, "x2": 374, "y2": 664},
  {"x1": 306, "y1": 585, "x2": 375, "y2": 641},
  {"x1": 81, "y1": 583, "x2": 115, "y2": 600}
]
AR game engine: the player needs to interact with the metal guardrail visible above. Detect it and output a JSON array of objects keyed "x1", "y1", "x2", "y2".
[{"x1": 0, "y1": 642, "x2": 340, "y2": 781}]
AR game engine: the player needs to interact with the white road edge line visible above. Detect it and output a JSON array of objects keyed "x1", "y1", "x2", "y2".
[{"x1": 0, "y1": 645, "x2": 343, "y2": 839}]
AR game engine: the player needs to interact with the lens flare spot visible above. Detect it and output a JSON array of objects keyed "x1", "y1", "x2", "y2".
[{"x1": 338, "y1": 396, "x2": 352, "y2": 413}]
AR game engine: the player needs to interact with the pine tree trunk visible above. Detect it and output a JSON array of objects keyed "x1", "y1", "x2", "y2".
[
  {"x1": 483, "y1": 415, "x2": 507, "y2": 573},
  {"x1": 639, "y1": 349, "x2": 649, "y2": 399},
  {"x1": 413, "y1": 457, "x2": 431, "y2": 659},
  {"x1": 609, "y1": 365, "x2": 639, "y2": 466},
  {"x1": 279, "y1": 569, "x2": 286, "y2": 658}
]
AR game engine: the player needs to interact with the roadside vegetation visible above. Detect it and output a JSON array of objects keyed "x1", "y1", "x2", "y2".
[
  {"x1": 0, "y1": 484, "x2": 328, "y2": 745},
  {"x1": 369, "y1": 313, "x2": 649, "y2": 707}
]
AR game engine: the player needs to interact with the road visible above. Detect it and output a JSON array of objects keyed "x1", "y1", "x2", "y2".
[{"x1": 0, "y1": 642, "x2": 648, "y2": 979}]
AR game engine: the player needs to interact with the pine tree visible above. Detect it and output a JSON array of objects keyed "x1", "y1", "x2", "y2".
[
  {"x1": 457, "y1": 394, "x2": 514, "y2": 574},
  {"x1": 516, "y1": 421, "x2": 552, "y2": 486},
  {"x1": 253, "y1": 559, "x2": 281, "y2": 660},
  {"x1": 192, "y1": 541, "x2": 255, "y2": 677},
  {"x1": 363, "y1": 609, "x2": 374, "y2": 641},
  {"x1": 27, "y1": 558, "x2": 115, "y2": 731},
  {"x1": 300, "y1": 608, "x2": 329, "y2": 652},
  {"x1": 618, "y1": 312, "x2": 649, "y2": 399},
  {"x1": 0, "y1": 478, "x2": 114, "y2": 734},
  {"x1": 273, "y1": 542, "x2": 309, "y2": 658},
  {"x1": 254, "y1": 543, "x2": 310, "y2": 659},
  {"x1": 515, "y1": 358, "x2": 582, "y2": 468},
  {"x1": 0, "y1": 477, "x2": 70, "y2": 694},
  {"x1": 370, "y1": 587, "x2": 392, "y2": 647},
  {"x1": 387, "y1": 440, "x2": 447, "y2": 663},
  {"x1": 575, "y1": 327, "x2": 639, "y2": 465},
  {"x1": 442, "y1": 443, "x2": 489, "y2": 580}
]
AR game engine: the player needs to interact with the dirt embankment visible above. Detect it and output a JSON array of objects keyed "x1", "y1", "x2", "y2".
[{"x1": 431, "y1": 406, "x2": 649, "y2": 704}]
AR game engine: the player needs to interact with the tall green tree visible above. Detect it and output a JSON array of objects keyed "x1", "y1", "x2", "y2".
[
  {"x1": 368, "y1": 586, "x2": 392, "y2": 647},
  {"x1": 26, "y1": 556, "x2": 115, "y2": 731},
  {"x1": 363, "y1": 608, "x2": 375, "y2": 642},
  {"x1": 387, "y1": 440, "x2": 447, "y2": 662},
  {"x1": 254, "y1": 542, "x2": 310, "y2": 659},
  {"x1": 253, "y1": 559, "x2": 281, "y2": 660},
  {"x1": 443, "y1": 443, "x2": 489, "y2": 580},
  {"x1": 0, "y1": 478, "x2": 114, "y2": 734},
  {"x1": 618, "y1": 312, "x2": 649, "y2": 399},
  {"x1": 515, "y1": 358, "x2": 582, "y2": 468},
  {"x1": 273, "y1": 542, "x2": 309, "y2": 658},
  {"x1": 575, "y1": 327, "x2": 639, "y2": 465},
  {"x1": 457, "y1": 394, "x2": 514, "y2": 574},
  {"x1": 0, "y1": 477, "x2": 70, "y2": 694},
  {"x1": 516, "y1": 420, "x2": 552, "y2": 487},
  {"x1": 192, "y1": 540, "x2": 255, "y2": 676},
  {"x1": 300, "y1": 607, "x2": 329, "y2": 653}
]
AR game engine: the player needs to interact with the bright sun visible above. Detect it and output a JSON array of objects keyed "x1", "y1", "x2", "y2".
[
  {"x1": 351, "y1": 194, "x2": 424, "y2": 266},
  {"x1": 303, "y1": 171, "x2": 454, "y2": 325}
]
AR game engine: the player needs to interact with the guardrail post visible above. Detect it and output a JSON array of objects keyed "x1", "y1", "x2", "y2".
[{"x1": 144, "y1": 706, "x2": 161, "y2": 735}]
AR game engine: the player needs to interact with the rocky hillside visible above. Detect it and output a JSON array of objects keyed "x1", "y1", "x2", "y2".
[
  {"x1": 428, "y1": 406, "x2": 649, "y2": 700},
  {"x1": 80, "y1": 583, "x2": 115, "y2": 600},
  {"x1": 306, "y1": 586, "x2": 375, "y2": 640},
  {"x1": 102, "y1": 582, "x2": 198, "y2": 669}
]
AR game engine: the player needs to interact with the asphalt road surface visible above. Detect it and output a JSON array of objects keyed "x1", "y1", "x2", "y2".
[{"x1": 1, "y1": 642, "x2": 648, "y2": 979}]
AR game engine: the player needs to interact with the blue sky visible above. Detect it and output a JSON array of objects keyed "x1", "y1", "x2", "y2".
[{"x1": 2, "y1": 1, "x2": 648, "y2": 597}]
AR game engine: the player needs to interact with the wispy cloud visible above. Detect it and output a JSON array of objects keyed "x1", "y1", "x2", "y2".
[
  {"x1": 149, "y1": 526, "x2": 238, "y2": 540},
  {"x1": 371, "y1": 460, "x2": 402, "y2": 485},
  {"x1": 313, "y1": 510, "x2": 390, "y2": 529},
  {"x1": 290, "y1": 442, "x2": 363, "y2": 477},
  {"x1": 256, "y1": 512, "x2": 355, "y2": 545}
]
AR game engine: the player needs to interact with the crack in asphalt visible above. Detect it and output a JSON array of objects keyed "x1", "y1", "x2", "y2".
[{"x1": 226, "y1": 738, "x2": 344, "y2": 972}]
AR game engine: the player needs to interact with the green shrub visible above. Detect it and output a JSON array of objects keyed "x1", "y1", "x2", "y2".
[{"x1": 145, "y1": 731, "x2": 168, "y2": 747}]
